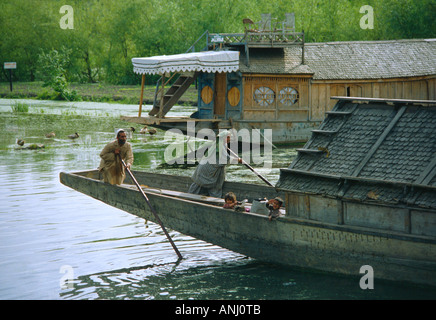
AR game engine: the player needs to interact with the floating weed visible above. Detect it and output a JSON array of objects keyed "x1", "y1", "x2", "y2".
[
  {"x1": 33, "y1": 108, "x2": 45, "y2": 114},
  {"x1": 11, "y1": 102, "x2": 30, "y2": 113},
  {"x1": 61, "y1": 109, "x2": 79, "y2": 117}
]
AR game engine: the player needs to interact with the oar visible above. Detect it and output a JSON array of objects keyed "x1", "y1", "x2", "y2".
[
  {"x1": 226, "y1": 146, "x2": 274, "y2": 187},
  {"x1": 119, "y1": 157, "x2": 183, "y2": 260}
]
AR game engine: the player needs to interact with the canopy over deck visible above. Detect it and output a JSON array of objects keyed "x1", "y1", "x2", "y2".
[{"x1": 132, "y1": 50, "x2": 240, "y2": 75}]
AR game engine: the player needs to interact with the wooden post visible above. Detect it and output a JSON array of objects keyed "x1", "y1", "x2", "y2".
[
  {"x1": 159, "y1": 73, "x2": 165, "y2": 118},
  {"x1": 138, "y1": 74, "x2": 145, "y2": 117},
  {"x1": 9, "y1": 69, "x2": 13, "y2": 92}
]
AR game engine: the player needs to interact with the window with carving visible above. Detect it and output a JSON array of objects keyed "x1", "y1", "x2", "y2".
[
  {"x1": 253, "y1": 87, "x2": 275, "y2": 107},
  {"x1": 278, "y1": 87, "x2": 299, "y2": 106}
]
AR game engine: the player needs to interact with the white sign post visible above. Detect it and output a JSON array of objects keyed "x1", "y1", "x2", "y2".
[{"x1": 4, "y1": 62, "x2": 16, "y2": 92}]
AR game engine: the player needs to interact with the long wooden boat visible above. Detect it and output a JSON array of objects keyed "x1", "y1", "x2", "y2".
[{"x1": 60, "y1": 169, "x2": 436, "y2": 287}]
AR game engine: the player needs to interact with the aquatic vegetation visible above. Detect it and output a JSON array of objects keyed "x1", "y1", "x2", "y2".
[
  {"x1": 25, "y1": 143, "x2": 45, "y2": 150},
  {"x1": 10, "y1": 102, "x2": 29, "y2": 113}
]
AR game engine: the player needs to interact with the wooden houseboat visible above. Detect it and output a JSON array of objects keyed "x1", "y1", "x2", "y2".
[
  {"x1": 61, "y1": 97, "x2": 436, "y2": 286},
  {"x1": 122, "y1": 14, "x2": 436, "y2": 144}
]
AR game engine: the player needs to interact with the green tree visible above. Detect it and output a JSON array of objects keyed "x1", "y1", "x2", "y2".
[
  {"x1": 0, "y1": 0, "x2": 62, "y2": 81},
  {"x1": 1, "y1": 0, "x2": 435, "y2": 85},
  {"x1": 379, "y1": 0, "x2": 436, "y2": 39},
  {"x1": 36, "y1": 47, "x2": 79, "y2": 101}
]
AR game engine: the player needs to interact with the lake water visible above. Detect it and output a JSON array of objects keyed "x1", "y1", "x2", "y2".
[{"x1": 1, "y1": 99, "x2": 436, "y2": 302}]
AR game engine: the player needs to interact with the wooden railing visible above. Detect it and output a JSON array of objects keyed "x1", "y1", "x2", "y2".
[{"x1": 207, "y1": 30, "x2": 304, "y2": 47}]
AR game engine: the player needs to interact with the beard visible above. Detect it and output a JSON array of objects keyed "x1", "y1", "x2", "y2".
[{"x1": 118, "y1": 139, "x2": 126, "y2": 146}]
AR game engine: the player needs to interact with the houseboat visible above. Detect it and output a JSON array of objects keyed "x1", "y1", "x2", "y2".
[{"x1": 122, "y1": 14, "x2": 436, "y2": 144}]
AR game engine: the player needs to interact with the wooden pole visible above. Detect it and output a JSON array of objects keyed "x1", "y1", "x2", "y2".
[
  {"x1": 120, "y1": 158, "x2": 183, "y2": 260},
  {"x1": 138, "y1": 74, "x2": 145, "y2": 117},
  {"x1": 159, "y1": 73, "x2": 165, "y2": 118},
  {"x1": 226, "y1": 146, "x2": 274, "y2": 187},
  {"x1": 9, "y1": 70, "x2": 13, "y2": 92}
]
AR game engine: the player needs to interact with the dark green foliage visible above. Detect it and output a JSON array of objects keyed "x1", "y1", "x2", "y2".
[{"x1": 36, "y1": 47, "x2": 79, "y2": 101}]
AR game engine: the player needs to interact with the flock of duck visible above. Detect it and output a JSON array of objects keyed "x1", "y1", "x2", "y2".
[
  {"x1": 137, "y1": 126, "x2": 157, "y2": 135},
  {"x1": 16, "y1": 125, "x2": 156, "y2": 149},
  {"x1": 16, "y1": 131, "x2": 80, "y2": 149}
]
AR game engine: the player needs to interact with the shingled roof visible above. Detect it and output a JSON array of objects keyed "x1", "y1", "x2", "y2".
[
  {"x1": 276, "y1": 97, "x2": 436, "y2": 210},
  {"x1": 240, "y1": 39, "x2": 436, "y2": 80}
]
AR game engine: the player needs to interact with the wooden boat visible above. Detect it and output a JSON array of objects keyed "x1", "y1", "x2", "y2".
[
  {"x1": 61, "y1": 97, "x2": 436, "y2": 287},
  {"x1": 60, "y1": 168, "x2": 436, "y2": 287}
]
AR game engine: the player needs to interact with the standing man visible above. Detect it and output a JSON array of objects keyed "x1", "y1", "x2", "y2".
[
  {"x1": 98, "y1": 129, "x2": 134, "y2": 185},
  {"x1": 188, "y1": 131, "x2": 242, "y2": 198}
]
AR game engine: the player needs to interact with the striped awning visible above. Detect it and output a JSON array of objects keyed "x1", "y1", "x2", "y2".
[{"x1": 132, "y1": 51, "x2": 240, "y2": 75}]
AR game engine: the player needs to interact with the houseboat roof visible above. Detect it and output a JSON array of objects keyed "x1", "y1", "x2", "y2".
[
  {"x1": 132, "y1": 50, "x2": 239, "y2": 75},
  {"x1": 276, "y1": 97, "x2": 436, "y2": 209},
  {"x1": 240, "y1": 38, "x2": 436, "y2": 80}
]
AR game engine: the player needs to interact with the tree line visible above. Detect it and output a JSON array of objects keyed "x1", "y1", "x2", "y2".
[{"x1": 1, "y1": 0, "x2": 435, "y2": 86}]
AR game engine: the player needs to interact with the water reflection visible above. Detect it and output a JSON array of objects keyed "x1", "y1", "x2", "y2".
[{"x1": 60, "y1": 257, "x2": 436, "y2": 300}]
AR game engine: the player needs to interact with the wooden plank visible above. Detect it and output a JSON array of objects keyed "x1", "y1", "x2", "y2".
[
  {"x1": 120, "y1": 116, "x2": 222, "y2": 125},
  {"x1": 311, "y1": 129, "x2": 338, "y2": 135},
  {"x1": 325, "y1": 111, "x2": 352, "y2": 115},
  {"x1": 162, "y1": 75, "x2": 196, "y2": 116},
  {"x1": 281, "y1": 167, "x2": 436, "y2": 191},
  {"x1": 214, "y1": 72, "x2": 226, "y2": 116},
  {"x1": 330, "y1": 96, "x2": 436, "y2": 105},
  {"x1": 122, "y1": 184, "x2": 225, "y2": 206},
  {"x1": 415, "y1": 154, "x2": 436, "y2": 185}
]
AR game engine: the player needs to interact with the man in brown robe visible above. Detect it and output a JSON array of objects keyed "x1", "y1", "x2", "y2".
[{"x1": 98, "y1": 129, "x2": 134, "y2": 185}]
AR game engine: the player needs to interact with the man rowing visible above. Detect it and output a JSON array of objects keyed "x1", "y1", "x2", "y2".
[
  {"x1": 98, "y1": 129, "x2": 134, "y2": 185},
  {"x1": 188, "y1": 131, "x2": 242, "y2": 198}
]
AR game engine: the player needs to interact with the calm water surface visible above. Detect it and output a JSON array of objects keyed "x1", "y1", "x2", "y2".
[{"x1": 1, "y1": 99, "x2": 436, "y2": 300}]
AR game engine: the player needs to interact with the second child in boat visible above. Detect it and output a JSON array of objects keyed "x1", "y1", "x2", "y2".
[
  {"x1": 223, "y1": 192, "x2": 250, "y2": 212},
  {"x1": 223, "y1": 192, "x2": 237, "y2": 209}
]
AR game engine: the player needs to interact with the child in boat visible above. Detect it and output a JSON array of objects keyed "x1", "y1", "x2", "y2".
[
  {"x1": 267, "y1": 197, "x2": 283, "y2": 221},
  {"x1": 223, "y1": 192, "x2": 249, "y2": 212},
  {"x1": 223, "y1": 192, "x2": 237, "y2": 209}
]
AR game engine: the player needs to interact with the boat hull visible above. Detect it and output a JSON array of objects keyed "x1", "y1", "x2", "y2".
[{"x1": 60, "y1": 170, "x2": 436, "y2": 287}]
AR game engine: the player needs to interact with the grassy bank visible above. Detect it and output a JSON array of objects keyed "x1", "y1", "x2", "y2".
[{"x1": 0, "y1": 81, "x2": 198, "y2": 106}]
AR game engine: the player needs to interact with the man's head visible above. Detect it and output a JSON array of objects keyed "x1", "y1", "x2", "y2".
[{"x1": 117, "y1": 129, "x2": 127, "y2": 146}]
